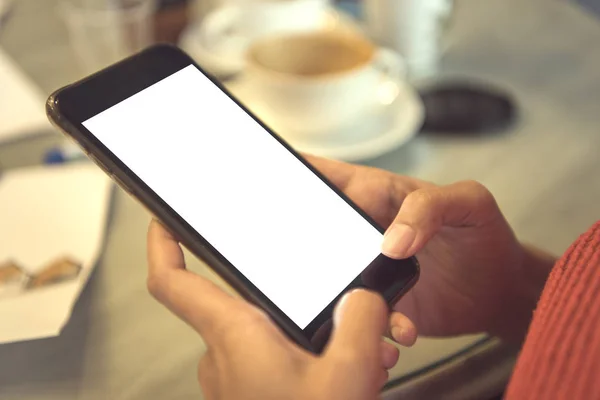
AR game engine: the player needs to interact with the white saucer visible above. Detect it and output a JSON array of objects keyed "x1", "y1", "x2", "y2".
[
  {"x1": 179, "y1": 7, "x2": 364, "y2": 78},
  {"x1": 225, "y1": 77, "x2": 425, "y2": 162}
]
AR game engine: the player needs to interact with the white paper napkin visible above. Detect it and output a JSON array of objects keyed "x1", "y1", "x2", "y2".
[{"x1": 0, "y1": 163, "x2": 113, "y2": 344}]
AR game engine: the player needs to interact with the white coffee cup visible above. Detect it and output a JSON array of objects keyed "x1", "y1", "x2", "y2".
[
  {"x1": 244, "y1": 30, "x2": 406, "y2": 140},
  {"x1": 201, "y1": 0, "x2": 330, "y2": 56}
]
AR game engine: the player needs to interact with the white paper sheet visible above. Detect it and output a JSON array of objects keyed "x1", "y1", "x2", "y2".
[
  {"x1": 0, "y1": 47, "x2": 53, "y2": 145},
  {"x1": 0, "y1": 163, "x2": 112, "y2": 344}
]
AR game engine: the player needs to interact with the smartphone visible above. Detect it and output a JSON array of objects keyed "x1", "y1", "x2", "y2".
[{"x1": 46, "y1": 44, "x2": 419, "y2": 353}]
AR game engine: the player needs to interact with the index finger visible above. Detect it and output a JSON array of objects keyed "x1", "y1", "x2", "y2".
[
  {"x1": 302, "y1": 153, "x2": 356, "y2": 191},
  {"x1": 147, "y1": 219, "x2": 241, "y2": 341}
]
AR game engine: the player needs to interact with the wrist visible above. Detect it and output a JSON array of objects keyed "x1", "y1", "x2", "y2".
[
  {"x1": 517, "y1": 243, "x2": 557, "y2": 306},
  {"x1": 493, "y1": 243, "x2": 557, "y2": 344}
]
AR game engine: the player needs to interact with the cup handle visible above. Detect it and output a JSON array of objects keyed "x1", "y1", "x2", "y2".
[
  {"x1": 199, "y1": 6, "x2": 241, "y2": 48},
  {"x1": 372, "y1": 47, "x2": 407, "y2": 82}
]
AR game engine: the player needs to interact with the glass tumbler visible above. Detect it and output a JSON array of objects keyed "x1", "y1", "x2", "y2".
[{"x1": 60, "y1": 0, "x2": 155, "y2": 76}]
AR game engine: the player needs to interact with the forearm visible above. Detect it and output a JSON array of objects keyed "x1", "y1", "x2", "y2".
[{"x1": 493, "y1": 243, "x2": 557, "y2": 344}]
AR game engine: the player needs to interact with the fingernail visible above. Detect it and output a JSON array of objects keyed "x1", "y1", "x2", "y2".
[
  {"x1": 382, "y1": 224, "x2": 416, "y2": 258},
  {"x1": 391, "y1": 326, "x2": 407, "y2": 343},
  {"x1": 334, "y1": 289, "x2": 355, "y2": 327}
]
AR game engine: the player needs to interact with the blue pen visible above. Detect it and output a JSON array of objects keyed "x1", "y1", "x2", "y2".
[{"x1": 43, "y1": 142, "x2": 88, "y2": 165}]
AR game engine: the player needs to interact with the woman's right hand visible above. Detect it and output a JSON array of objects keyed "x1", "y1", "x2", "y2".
[
  {"x1": 147, "y1": 221, "x2": 403, "y2": 400},
  {"x1": 307, "y1": 155, "x2": 556, "y2": 343}
]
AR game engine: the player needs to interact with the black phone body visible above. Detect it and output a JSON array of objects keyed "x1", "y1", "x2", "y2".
[{"x1": 46, "y1": 44, "x2": 419, "y2": 353}]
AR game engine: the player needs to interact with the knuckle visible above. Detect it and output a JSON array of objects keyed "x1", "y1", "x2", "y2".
[
  {"x1": 217, "y1": 305, "x2": 270, "y2": 342},
  {"x1": 402, "y1": 189, "x2": 441, "y2": 227},
  {"x1": 405, "y1": 189, "x2": 437, "y2": 210},
  {"x1": 146, "y1": 275, "x2": 161, "y2": 298},
  {"x1": 461, "y1": 179, "x2": 488, "y2": 194},
  {"x1": 461, "y1": 180, "x2": 497, "y2": 207},
  {"x1": 242, "y1": 308, "x2": 272, "y2": 333},
  {"x1": 237, "y1": 306, "x2": 269, "y2": 327},
  {"x1": 146, "y1": 272, "x2": 168, "y2": 300}
]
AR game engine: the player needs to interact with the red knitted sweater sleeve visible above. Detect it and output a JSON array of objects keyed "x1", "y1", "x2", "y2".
[{"x1": 505, "y1": 221, "x2": 600, "y2": 399}]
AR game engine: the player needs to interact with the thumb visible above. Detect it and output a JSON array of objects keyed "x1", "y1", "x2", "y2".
[
  {"x1": 381, "y1": 180, "x2": 498, "y2": 259},
  {"x1": 325, "y1": 289, "x2": 388, "y2": 365}
]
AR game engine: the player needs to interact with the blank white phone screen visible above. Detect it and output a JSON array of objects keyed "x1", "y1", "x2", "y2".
[{"x1": 83, "y1": 65, "x2": 382, "y2": 329}]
